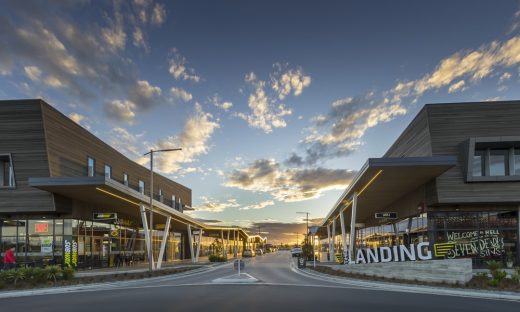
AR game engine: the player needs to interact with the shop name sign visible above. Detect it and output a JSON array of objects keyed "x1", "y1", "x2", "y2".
[
  {"x1": 350, "y1": 242, "x2": 432, "y2": 264},
  {"x1": 93, "y1": 212, "x2": 117, "y2": 220},
  {"x1": 374, "y1": 212, "x2": 398, "y2": 219}
]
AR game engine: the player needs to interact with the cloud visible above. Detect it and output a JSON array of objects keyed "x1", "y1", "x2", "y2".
[
  {"x1": 168, "y1": 48, "x2": 201, "y2": 82},
  {"x1": 146, "y1": 103, "x2": 220, "y2": 173},
  {"x1": 128, "y1": 80, "x2": 162, "y2": 109},
  {"x1": 24, "y1": 66, "x2": 42, "y2": 81},
  {"x1": 108, "y1": 126, "x2": 146, "y2": 161},
  {"x1": 151, "y1": 3, "x2": 166, "y2": 26},
  {"x1": 210, "y1": 94, "x2": 233, "y2": 111},
  {"x1": 246, "y1": 220, "x2": 323, "y2": 244},
  {"x1": 294, "y1": 32, "x2": 520, "y2": 165},
  {"x1": 240, "y1": 200, "x2": 275, "y2": 211},
  {"x1": 270, "y1": 64, "x2": 311, "y2": 99},
  {"x1": 448, "y1": 80, "x2": 466, "y2": 93},
  {"x1": 68, "y1": 112, "x2": 85, "y2": 124},
  {"x1": 195, "y1": 197, "x2": 240, "y2": 212},
  {"x1": 132, "y1": 27, "x2": 147, "y2": 50},
  {"x1": 194, "y1": 218, "x2": 222, "y2": 224},
  {"x1": 170, "y1": 87, "x2": 193, "y2": 102},
  {"x1": 225, "y1": 159, "x2": 356, "y2": 202},
  {"x1": 236, "y1": 64, "x2": 310, "y2": 133},
  {"x1": 104, "y1": 100, "x2": 137, "y2": 122},
  {"x1": 499, "y1": 72, "x2": 512, "y2": 83}
]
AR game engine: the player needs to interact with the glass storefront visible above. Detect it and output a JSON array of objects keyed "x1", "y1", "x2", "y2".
[{"x1": 0, "y1": 218, "x2": 185, "y2": 269}]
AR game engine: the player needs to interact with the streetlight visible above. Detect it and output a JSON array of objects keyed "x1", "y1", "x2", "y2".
[{"x1": 143, "y1": 148, "x2": 182, "y2": 271}]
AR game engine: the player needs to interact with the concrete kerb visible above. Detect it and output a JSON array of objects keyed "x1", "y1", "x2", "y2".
[
  {"x1": 0, "y1": 264, "x2": 221, "y2": 299},
  {"x1": 291, "y1": 263, "x2": 520, "y2": 302}
]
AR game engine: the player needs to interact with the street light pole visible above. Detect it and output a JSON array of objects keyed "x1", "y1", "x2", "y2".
[
  {"x1": 143, "y1": 148, "x2": 181, "y2": 272},
  {"x1": 297, "y1": 211, "x2": 310, "y2": 243}
]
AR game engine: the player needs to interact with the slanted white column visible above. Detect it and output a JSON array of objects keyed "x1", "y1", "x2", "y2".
[
  {"x1": 339, "y1": 210, "x2": 347, "y2": 262},
  {"x1": 226, "y1": 230, "x2": 230, "y2": 258},
  {"x1": 156, "y1": 216, "x2": 171, "y2": 269},
  {"x1": 326, "y1": 223, "x2": 331, "y2": 261},
  {"x1": 140, "y1": 203, "x2": 154, "y2": 270},
  {"x1": 195, "y1": 229, "x2": 202, "y2": 262},
  {"x1": 187, "y1": 224, "x2": 194, "y2": 263},
  {"x1": 330, "y1": 218, "x2": 336, "y2": 261},
  {"x1": 221, "y1": 230, "x2": 226, "y2": 258},
  {"x1": 348, "y1": 192, "x2": 358, "y2": 264}
]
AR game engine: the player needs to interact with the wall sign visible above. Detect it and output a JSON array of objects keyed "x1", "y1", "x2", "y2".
[
  {"x1": 63, "y1": 237, "x2": 78, "y2": 268},
  {"x1": 93, "y1": 212, "x2": 117, "y2": 220},
  {"x1": 40, "y1": 236, "x2": 53, "y2": 253},
  {"x1": 35, "y1": 223, "x2": 49, "y2": 233},
  {"x1": 444, "y1": 230, "x2": 505, "y2": 259},
  {"x1": 375, "y1": 212, "x2": 398, "y2": 219},
  {"x1": 349, "y1": 242, "x2": 432, "y2": 264}
]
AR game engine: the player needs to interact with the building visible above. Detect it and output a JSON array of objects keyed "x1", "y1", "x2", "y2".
[
  {"x1": 319, "y1": 101, "x2": 520, "y2": 268},
  {"x1": 0, "y1": 99, "x2": 251, "y2": 269}
]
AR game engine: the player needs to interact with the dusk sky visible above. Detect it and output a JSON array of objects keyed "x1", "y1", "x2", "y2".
[{"x1": 1, "y1": 1, "x2": 520, "y2": 242}]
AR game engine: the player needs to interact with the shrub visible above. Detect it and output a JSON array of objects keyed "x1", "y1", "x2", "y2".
[
  {"x1": 511, "y1": 273, "x2": 519, "y2": 283},
  {"x1": 45, "y1": 265, "x2": 62, "y2": 284},
  {"x1": 5, "y1": 269, "x2": 26, "y2": 287},
  {"x1": 62, "y1": 266, "x2": 75, "y2": 280},
  {"x1": 208, "y1": 254, "x2": 226, "y2": 262},
  {"x1": 486, "y1": 260, "x2": 502, "y2": 272},
  {"x1": 31, "y1": 267, "x2": 49, "y2": 284},
  {"x1": 491, "y1": 269, "x2": 507, "y2": 281}
]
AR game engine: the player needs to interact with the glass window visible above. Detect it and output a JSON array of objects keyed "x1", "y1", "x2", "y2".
[
  {"x1": 104, "y1": 164, "x2": 112, "y2": 179},
  {"x1": 0, "y1": 154, "x2": 15, "y2": 187},
  {"x1": 159, "y1": 189, "x2": 163, "y2": 203},
  {"x1": 171, "y1": 195, "x2": 176, "y2": 209},
  {"x1": 515, "y1": 148, "x2": 520, "y2": 176},
  {"x1": 473, "y1": 150, "x2": 485, "y2": 177},
  {"x1": 138, "y1": 180, "x2": 145, "y2": 194},
  {"x1": 123, "y1": 173, "x2": 128, "y2": 186},
  {"x1": 489, "y1": 149, "x2": 508, "y2": 176},
  {"x1": 87, "y1": 157, "x2": 95, "y2": 177}
]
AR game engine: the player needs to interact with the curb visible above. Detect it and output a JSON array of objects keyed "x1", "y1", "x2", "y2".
[{"x1": 291, "y1": 263, "x2": 520, "y2": 302}]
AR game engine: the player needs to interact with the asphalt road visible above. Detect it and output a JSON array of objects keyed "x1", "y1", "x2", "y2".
[{"x1": 1, "y1": 251, "x2": 518, "y2": 311}]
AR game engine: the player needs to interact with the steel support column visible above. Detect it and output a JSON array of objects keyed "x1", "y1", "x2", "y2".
[
  {"x1": 339, "y1": 210, "x2": 347, "y2": 262},
  {"x1": 348, "y1": 192, "x2": 358, "y2": 264},
  {"x1": 195, "y1": 229, "x2": 202, "y2": 262},
  {"x1": 330, "y1": 217, "x2": 336, "y2": 261},
  {"x1": 187, "y1": 224, "x2": 194, "y2": 263},
  {"x1": 326, "y1": 222, "x2": 331, "y2": 261},
  {"x1": 140, "y1": 203, "x2": 154, "y2": 270},
  {"x1": 156, "y1": 216, "x2": 171, "y2": 269}
]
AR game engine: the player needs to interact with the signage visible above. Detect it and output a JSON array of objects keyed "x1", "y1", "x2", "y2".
[
  {"x1": 40, "y1": 236, "x2": 53, "y2": 253},
  {"x1": 309, "y1": 226, "x2": 320, "y2": 235},
  {"x1": 63, "y1": 237, "x2": 78, "y2": 268},
  {"x1": 351, "y1": 242, "x2": 432, "y2": 264},
  {"x1": 110, "y1": 229, "x2": 119, "y2": 237},
  {"x1": 433, "y1": 242, "x2": 455, "y2": 257},
  {"x1": 375, "y1": 212, "x2": 398, "y2": 219},
  {"x1": 93, "y1": 212, "x2": 117, "y2": 220},
  {"x1": 155, "y1": 224, "x2": 166, "y2": 230},
  {"x1": 233, "y1": 259, "x2": 245, "y2": 270},
  {"x1": 35, "y1": 222, "x2": 49, "y2": 233},
  {"x1": 443, "y1": 230, "x2": 504, "y2": 259}
]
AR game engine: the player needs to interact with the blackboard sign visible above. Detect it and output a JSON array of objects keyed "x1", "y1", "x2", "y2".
[{"x1": 374, "y1": 212, "x2": 398, "y2": 219}]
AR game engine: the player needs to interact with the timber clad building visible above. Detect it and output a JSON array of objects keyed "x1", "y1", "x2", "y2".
[
  {"x1": 320, "y1": 101, "x2": 520, "y2": 268},
  {"x1": 0, "y1": 99, "x2": 253, "y2": 268}
]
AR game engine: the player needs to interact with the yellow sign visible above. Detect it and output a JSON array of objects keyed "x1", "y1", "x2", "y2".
[
  {"x1": 433, "y1": 242, "x2": 455, "y2": 257},
  {"x1": 110, "y1": 229, "x2": 119, "y2": 237}
]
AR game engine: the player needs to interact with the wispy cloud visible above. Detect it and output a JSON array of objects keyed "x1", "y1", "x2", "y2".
[
  {"x1": 170, "y1": 87, "x2": 193, "y2": 102},
  {"x1": 168, "y1": 48, "x2": 201, "y2": 82},
  {"x1": 195, "y1": 196, "x2": 240, "y2": 212},
  {"x1": 225, "y1": 159, "x2": 355, "y2": 202},
  {"x1": 240, "y1": 200, "x2": 275, "y2": 211},
  {"x1": 236, "y1": 64, "x2": 311, "y2": 133}
]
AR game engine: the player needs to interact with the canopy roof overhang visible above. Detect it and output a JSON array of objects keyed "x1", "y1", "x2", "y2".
[
  {"x1": 203, "y1": 226, "x2": 249, "y2": 240},
  {"x1": 28, "y1": 176, "x2": 206, "y2": 230},
  {"x1": 318, "y1": 156, "x2": 457, "y2": 238}
]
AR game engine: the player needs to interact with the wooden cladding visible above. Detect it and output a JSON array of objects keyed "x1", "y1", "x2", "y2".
[{"x1": 40, "y1": 101, "x2": 192, "y2": 207}]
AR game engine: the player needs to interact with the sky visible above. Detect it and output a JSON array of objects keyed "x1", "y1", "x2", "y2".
[{"x1": 1, "y1": 0, "x2": 520, "y2": 243}]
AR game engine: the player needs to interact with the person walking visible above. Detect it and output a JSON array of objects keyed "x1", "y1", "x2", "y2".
[{"x1": 3, "y1": 245, "x2": 16, "y2": 270}]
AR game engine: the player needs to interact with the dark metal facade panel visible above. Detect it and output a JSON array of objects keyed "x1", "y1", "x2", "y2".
[
  {"x1": 384, "y1": 107, "x2": 432, "y2": 158},
  {"x1": 426, "y1": 101, "x2": 520, "y2": 204},
  {"x1": 40, "y1": 101, "x2": 192, "y2": 207},
  {"x1": 0, "y1": 99, "x2": 55, "y2": 213}
]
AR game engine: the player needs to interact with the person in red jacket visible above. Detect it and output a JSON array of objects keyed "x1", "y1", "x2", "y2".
[{"x1": 3, "y1": 246, "x2": 16, "y2": 270}]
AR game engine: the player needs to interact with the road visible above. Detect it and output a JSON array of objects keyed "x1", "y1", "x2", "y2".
[{"x1": 1, "y1": 251, "x2": 518, "y2": 311}]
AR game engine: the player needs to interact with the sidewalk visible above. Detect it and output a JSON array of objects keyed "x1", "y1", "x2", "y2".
[{"x1": 74, "y1": 257, "x2": 212, "y2": 278}]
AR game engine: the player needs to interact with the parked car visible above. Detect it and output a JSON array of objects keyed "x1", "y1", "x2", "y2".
[
  {"x1": 291, "y1": 247, "x2": 303, "y2": 257},
  {"x1": 255, "y1": 248, "x2": 264, "y2": 255},
  {"x1": 243, "y1": 249, "x2": 255, "y2": 257}
]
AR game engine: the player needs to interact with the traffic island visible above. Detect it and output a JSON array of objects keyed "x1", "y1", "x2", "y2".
[{"x1": 212, "y1": 273, "x2": 259, "y2": 284}]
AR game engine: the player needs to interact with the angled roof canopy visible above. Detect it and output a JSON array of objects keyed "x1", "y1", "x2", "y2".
[{"x1": 319, "y1": 156, "x2": 457, "y2": 237}]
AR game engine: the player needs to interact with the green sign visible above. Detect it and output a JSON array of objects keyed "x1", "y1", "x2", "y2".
[{"x1": 93, "y1": 212, "x2": 117, "y2": 220}]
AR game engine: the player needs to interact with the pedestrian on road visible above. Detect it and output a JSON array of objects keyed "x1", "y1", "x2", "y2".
[{"x1": 3, "y1": 245, "x2": 16, "y2": 270}]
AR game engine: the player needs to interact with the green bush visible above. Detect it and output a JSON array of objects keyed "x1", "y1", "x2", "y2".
[
  {"x1": 486, "y1": 260, "x2": 502, "y2": 272},
  {"x1": 511, "y1": 273, "x2": 519, "y2": 283},
  {"x1": 491, "y1": 269, "x2": 507, "y2": 281},
  {"x1": 62, "y1": 266, "x2": 75, "y2": 280},
  {"x1": 45, "y1": 265, "x2": 62, "y2": 284},
  {"x1": 208, "y1": 254, "x2": 226, "y2": 262},
  {"x1": 5, "y1": 269, "x2": 26, "y2": 287},
  {"x1": 31, "y1": 267, "x2": 49, "y2": 284}
]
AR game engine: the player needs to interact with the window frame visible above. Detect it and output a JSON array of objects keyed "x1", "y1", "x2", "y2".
[
  {"x1": 465, "y1": 136, "x2": 520, "y2": 182},
  {"x1": 0, "y1": 153, "x2": 16, "y2": 189},
  {"x1": 123, "y1": 173, "x2": 129, "y2": 186},
  {"x1": 87, "y1": 156, "x2": 95, "y2": 177},
  {"x1": 138, "y1": 180, "x2": 145, "y2": 194},
  {"x1": 104, "y1": 164, "x2": 112, "y2": 179}
]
